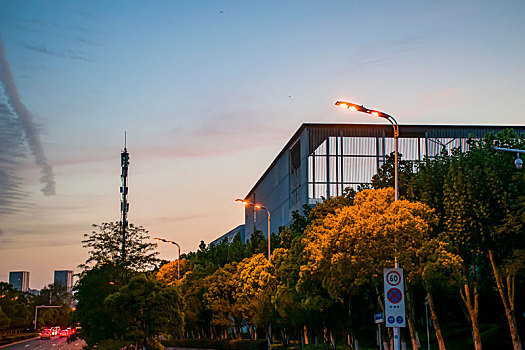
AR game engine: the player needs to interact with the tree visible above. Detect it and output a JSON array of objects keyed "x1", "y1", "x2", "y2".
[
  {"x1": 73, "y1": 263, "x2": 133, "y2": 347},
  {"x1": 80, "y1": 222, "x2": 160, "y2": 271},
  {"x1": 408, "y1": 129, "x2": 525, "y2": 350},
  {"x1": 36, "y1": 283, "x2": 72, "y2": 306},
  {"x1": 246, "y1": 229, "x2": 268, "y2": 256},
  {"x1": 301, "y1": 188, "x2": 436, "y2": 349},
  {"x1": 0, "y1": 305, "x2": 10, "y2": 335},
  {"x1": 234, "y1": 254, "x2": 276, "y2": 339},
  {"x1": 371, "y1": 152, "x2": 415, "y2": 198},
  {"x1": 156, "y1": 259, "x2": 190, "y2": 285},
  {"x1": 0, "y1": 283, "x2": 31, "y2": 331},
  {"x1": 178, "y1": 264, "x2": 215, "y2": 338},
  {"x1": 105, "y1": 274, "x2": 185, "y2": 349},
  {"x1": 443, "y1": 131, "x2": 525, "y2": 350},
  {"x1": 203, "y1": 263, "x2": 240, "y2": 338}
]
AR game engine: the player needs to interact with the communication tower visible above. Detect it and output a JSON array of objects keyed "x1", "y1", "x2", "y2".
[{"x1": 120, "y1": 133, "x2": 130, "y2": 263}]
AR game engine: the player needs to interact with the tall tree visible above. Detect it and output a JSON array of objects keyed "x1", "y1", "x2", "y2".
[
  {"x1": 73, "y1": 263, "x2": 133, "y2": 347},
  {"x1": 80, "y1": 222, "x2": 160, "y2": 271},
  {"x1": 0, "y1": 305, "x2": 10, "y2": 335},
  {"x1": 0, "y1": 283, "x2": 31, "y2": 331},
  {"x1": 234, "y1": 253, "x2": 276, "y2": 339},
  {"x1": 371, "y1": 152, "x2": 415, "y2": 199},
  {"x1": 203, "y1": 263, "x2": 240, "y2": 338},
  {"x1": 301, "y1": 188, "x2": 436, "y2": 349},
  {"x1": 443, "y1": 131, "x2": 525, "y2": 350},
  {"x1": 105, "y1": 274, "x2": 185, "y2": 349}
]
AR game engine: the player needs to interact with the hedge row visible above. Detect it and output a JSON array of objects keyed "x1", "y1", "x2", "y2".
[
  {"x1": 0, "y1": 333, "x2": 38, "y2": 346},
  {"x1": 163, "y1": 338, "x2": 268, "y2": 350}
]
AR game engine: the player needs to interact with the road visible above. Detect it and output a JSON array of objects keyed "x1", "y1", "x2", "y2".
[{"x1": 0, "y1": 336, "x2": 85, "y2": 350}]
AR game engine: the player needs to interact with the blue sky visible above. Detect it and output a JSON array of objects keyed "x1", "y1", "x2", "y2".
[{"x1": 1, "y1": 0, "x2": 524, "y2": 288}]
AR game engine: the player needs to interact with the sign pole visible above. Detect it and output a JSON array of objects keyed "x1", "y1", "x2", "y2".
[
  {"x1": 374, "y1": 312, "x2": 384, "y2": 350},
  {"x1": 393, "y1": 262, "x2": 400, "y2": 350}
]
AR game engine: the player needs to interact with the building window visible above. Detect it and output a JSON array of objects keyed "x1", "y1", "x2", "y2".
[{"x1": 290, "y1": 140, "x2": 301, "y2": 206}]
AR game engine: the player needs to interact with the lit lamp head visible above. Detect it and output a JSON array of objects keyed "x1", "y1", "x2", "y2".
[
  {"x1": 335, "y1": 101, "x2": 359, "y2": 111},
  {"x1": 235, "y1": 199, "x2": 250, "y2": 206},
  {"x1": 336, "y1": 101, "x2": 375, "y2": 114}
]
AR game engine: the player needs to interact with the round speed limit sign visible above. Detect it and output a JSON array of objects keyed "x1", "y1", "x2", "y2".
[{"x1": 386, "y1": 271, "x2": 401, "y2": 286}]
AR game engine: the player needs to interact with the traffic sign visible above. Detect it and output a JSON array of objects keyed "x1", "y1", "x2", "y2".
[
  {"x1": 386, "y1": 271, "x2": 401, "y2": 286},
  {"x1": 384, "y1": 268, "x2": 405, "y2": 327},
  {"x1": 374, "y1": 313, "x2": 384, "y2": 324}
]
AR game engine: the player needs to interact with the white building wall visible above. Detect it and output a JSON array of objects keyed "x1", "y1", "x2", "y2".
[{"x1": 244, "y1": 128, "x2": 310, "y2": 241}]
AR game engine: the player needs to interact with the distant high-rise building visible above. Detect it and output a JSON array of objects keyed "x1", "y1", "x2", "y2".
[
  {"x1": 54, "y1": 270, "x2": 73, "y2": 290},
  {"x1": 9, "y1": 271, "x2": 29, "y2": 292}
]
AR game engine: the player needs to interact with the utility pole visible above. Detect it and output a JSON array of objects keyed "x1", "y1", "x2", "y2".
[{"x1": 120, "y1": 133, "x2": 130, "y2": 263}]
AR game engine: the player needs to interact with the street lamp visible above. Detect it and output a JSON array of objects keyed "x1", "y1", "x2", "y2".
[
  {"x1": 493, "y1": 147, "x2": 525, "y2": 169},
  {"x1": 155, "y1": 237, "x2": 181, "y2": 280},
  {"x1": 336, "y1": 101, "x2": 401, "y2": 350},
  {"x1": 34, "y1": 305, "x2": 61, "y2": 332},
  {"x1": 236, "y1": 199, "x2": 271, "y2": 261},
  {"x1": 236, "y1": 198, "x2": 273, "y2": 349},
  {"x1": 335, "y1": 101, "x2": 399, "y2": 201}
]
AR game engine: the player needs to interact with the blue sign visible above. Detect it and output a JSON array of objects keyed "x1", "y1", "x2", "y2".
[
  {"x1": 388, "y1": 316, "x2": 395, "y2": 324},
  {"x1": 396, "y1": 316, "x2": 404, "y2": 324},
  {"x1": 375, "y1": 313, "x2": 384, "y2": 323}
]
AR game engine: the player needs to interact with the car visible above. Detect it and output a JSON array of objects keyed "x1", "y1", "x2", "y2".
[
  {"x1": 40, "y1": 330, "x2": 51, "y2": 339},
  {"x1": 59, "y1": 330, "x2": 69, "y2": 337}
]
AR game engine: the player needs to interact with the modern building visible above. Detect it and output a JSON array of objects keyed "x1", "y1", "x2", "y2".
[
  {"x1": 9, "y1": 271, "x2": 30, "y2": 292},
  {"x1": 54, "y1": 270, "x2": 74, "y2": 291},
  {"x1": 239, "y1": 123, "x2": 525, "y2": 241},
  {"x1": 210, "y1": 225, "x2": 246, "y2": 245}
]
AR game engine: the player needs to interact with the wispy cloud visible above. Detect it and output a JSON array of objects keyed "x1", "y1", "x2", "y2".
[
  {"x1": 22, "y1": 43, "x2": 94, "y2": 62},
  {"x1": 335, "y1": 34, "x2": 430, "y2": 75},
  {"x1": 0, "y1": 38, "x2": 56, "y2": 197},
  {"x1": 146, "y1": 109, "x2": 291, "y2": 159}
]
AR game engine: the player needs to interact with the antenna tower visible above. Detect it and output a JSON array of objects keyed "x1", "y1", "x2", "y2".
[{"x1": 120, "y1": 132, "x2": 130, "y2": 263}]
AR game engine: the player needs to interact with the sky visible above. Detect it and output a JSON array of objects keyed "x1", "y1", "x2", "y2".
[{"x1": 0, "y1": 0, "x2": 524, "y2": 289}]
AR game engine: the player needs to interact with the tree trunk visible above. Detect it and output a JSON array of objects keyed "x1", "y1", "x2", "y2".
[
  {"x1": 248, "y1": 324, "x2": 254, "y2": 340},
  {"x1": 303, "y1": 325, "x2": 309, "y2": 345},
  {"x1": 426, "y1": 291, "x2": 446, "y2": 350},
  {"x1": 405, "y1": 290, "x2": 421, "y2": 349},
  {"x1": 459, "y1": 276, "x2": 481, "y2": 350},
  {"x1": 381, "y1": 324, "x2": 391, "y2": 350},
  {"x1": 488, "y1": 249, "x2": 522, "y2": 350}
]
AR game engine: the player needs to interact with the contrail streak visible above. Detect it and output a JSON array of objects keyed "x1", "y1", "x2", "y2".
[{"x1": 0, "y1": 38, "x2": 55, "y2": 196}]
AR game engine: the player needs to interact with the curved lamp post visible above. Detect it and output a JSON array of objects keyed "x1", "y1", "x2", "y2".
[
  {"x1": 336, "y1": 100, "x2": 401, "y2": 350},
  {"x1": 236, "y1": 198, "x2": 273, "y2": 349},
  {"x1": 155, "y1": 237, "x2": 181, "y2": 279},
  {"x1": 236, "y1": 199, "x2": 271, "y2": 261},
  {"x1": 335, "y1": 101, "x2": 399, "y2": 201}
]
